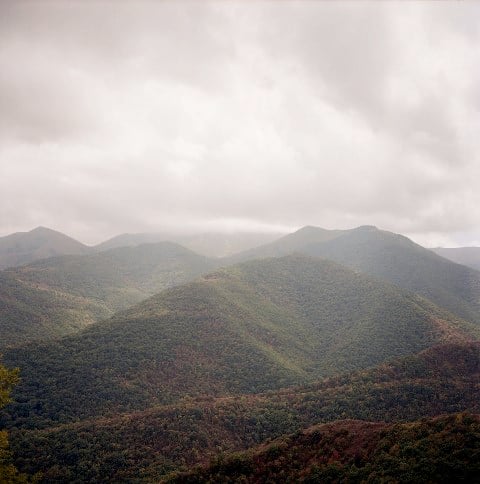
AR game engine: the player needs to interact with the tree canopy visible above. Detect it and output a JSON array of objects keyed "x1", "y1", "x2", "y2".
[{"x1": 0, "y1": 363, "x2": 29, "y2": 483}]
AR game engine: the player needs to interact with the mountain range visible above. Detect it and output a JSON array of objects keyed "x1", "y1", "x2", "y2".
[
  {"x1": 0, "y1": 224, "x2": 479, "y2": 482},
  {"x1": 0, "y1": 226, "x2": 285, "y2": 270},
  {"x1": 3, "y1": 254, "x2": 478, "y2": 431}
]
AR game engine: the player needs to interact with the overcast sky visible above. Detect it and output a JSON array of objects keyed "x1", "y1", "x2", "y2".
[{"x1": 1, "y1": 1, "x2": 479, "y2": 246}]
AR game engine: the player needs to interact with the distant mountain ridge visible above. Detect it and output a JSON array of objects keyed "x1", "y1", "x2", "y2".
[
  {"x1": 0, "y1": 226, "x2": 90, "y2": 269},
  {"x1": 226, "y1": 225, "x2": 346, "y2": 262},
  {"x1": 95, "y1": 231, "x2": 286, "y2": 257},
  {"x1": 0, "y1": 226, "x2": 286, "y2": 268},
  {"x1": 432, "y1": 246, "x2": 480, "y2": 271},
  {"x1": 3, "y1": 224, "x2": 480, "y2": 349}
]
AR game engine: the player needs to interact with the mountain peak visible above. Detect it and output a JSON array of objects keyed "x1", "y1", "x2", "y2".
[
  {"x1": 293, "y1": 225, "x2": 332, "y2": 235},
  {"x1": 353, "y1": 225, "x2": 378, "y2": 231},
  {"x1": 0, "y1": 226, "x2": 90, "y2": 269},
  {"x1": 30, "y1": 226, "x2": 57, "y2": 234},
  {"x1": 296, "y1": 225, "x2": 323, "y2": 232}
]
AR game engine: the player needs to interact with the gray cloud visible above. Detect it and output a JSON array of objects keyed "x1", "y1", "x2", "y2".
[{"x1": 0, "y1": 1, "x2": 479, "y2": 247}]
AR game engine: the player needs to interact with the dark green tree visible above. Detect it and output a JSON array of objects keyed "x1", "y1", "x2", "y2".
[{"x1": 0, "y1": 364, "x2": 29, "y2": 483}]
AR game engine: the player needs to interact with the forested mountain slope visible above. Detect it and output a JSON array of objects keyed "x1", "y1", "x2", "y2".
[
  {"x1": 9, "y1": 342, "x2": 480, "y2": 482},
  {"x1": 0, "y1": 271, "x2": 108, "y2": 349},
  {"x1": 230, "y1": 225, "x2": 480, "y2": 325},
  {"x1": 0, "y1": 226, "x2": 90, "y2": 269},
  {"x1": 0, "y1": 242, "x2": 216, "y2": 347},
  {"x1": 7, "y1": 242, "x2": 216, "y2": 310},
  {"x1": 7, "y1": 242, "x2": 216, "y2": 317},
  {"x1": 2, "y1": 255, "x2": 477, "y2": 429},
  {"x1": 432, "y1": 246, "x2": 480, "y2": 272},
  {"x1": 304, "y1": 226, "x2": 480, "y2": 325}
]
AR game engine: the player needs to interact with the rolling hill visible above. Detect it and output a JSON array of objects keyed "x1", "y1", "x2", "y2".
[
  {"x1": 432, "y1": 246, "x2": 480, "y2": 272},
  {"x1": 0, "y1": 242, "x2": 216, "y2": 348},
  {"x1": 7, "y1": 242, "x2": 216, "y2": 311},
  {"x1": 173, "y1": 413, "x2": 480, "y2": 483},
  {"x1": 230, "y1": 225, "x2": 480, "y2": 326},
  {"x1": 2, "y1": 255, "x2": 477, "y2": 429},
  {"x1": 8, "y1": 342, "x2": 480, "y2": 482},
  {"x1": 0, "y1": 226, "x2": 90, "y2": 269}
]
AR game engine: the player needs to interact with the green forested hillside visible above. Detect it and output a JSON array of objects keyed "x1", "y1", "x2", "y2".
[
  {"x1": 304, "y1": 226, "x2": 480, "y2": 325},
  {"x1": 9, "y1": 342, "x2": 480, "y2": 482},
  {"x1": 231, "y1": 225, "x2": 480, "y2": 326},
  {"x1": 0, "y1": 361, "x2": 29, "y2": 483},
  {"x1": 3, "y1": 241, "x2": 479, "y2": 482},
  {"x1": 0, "y1": 242, "x2": 216, "y2": 348},
  {"x1": 173, "y1": 413, "x2": 480, "y2": 483},
  {"x1": 2, "y1": 255, "x2": 477, "y2": 429},
  {"x1": 0, "y1": 227, "x2": 90, "y2": 269},
  {"x1": 0, "y1": 271, "x2": 108, "y2": 349},
  {"x1": 7, "y1": 241, "x2": 216, "y2": 308}
]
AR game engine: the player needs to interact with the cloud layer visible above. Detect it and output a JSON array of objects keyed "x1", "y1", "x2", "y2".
[{"x1": 1, "y1": 1, "x2": 479, "y2": 246}]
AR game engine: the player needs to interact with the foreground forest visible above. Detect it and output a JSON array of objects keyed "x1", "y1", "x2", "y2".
[
  {"x1": 0, "y1": 225, "x2": 479, "y2": 482},
  {"x1": 172, "y1": 413, "x2": 480, "y2": 483},
  {"x1": 8, "y1": 342, "x2": 480, "y2": 482}
]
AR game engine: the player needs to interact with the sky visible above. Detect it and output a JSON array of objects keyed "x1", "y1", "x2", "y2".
[{"x1": 1, "y1": 1, "x2": 479, "y2": 247}]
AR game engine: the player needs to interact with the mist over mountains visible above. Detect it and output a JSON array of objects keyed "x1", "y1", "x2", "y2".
[
  {"x1": 0, "y1": 226, "x2": 285, "y2": 269},
  {"x1": 431, "y1": 246, "x2": 480, "y2": 272}
]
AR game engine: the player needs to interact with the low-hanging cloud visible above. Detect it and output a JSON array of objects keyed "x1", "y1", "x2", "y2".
[{"x1": 0, "y1": 1, "x2": 479, "y2": 247}]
